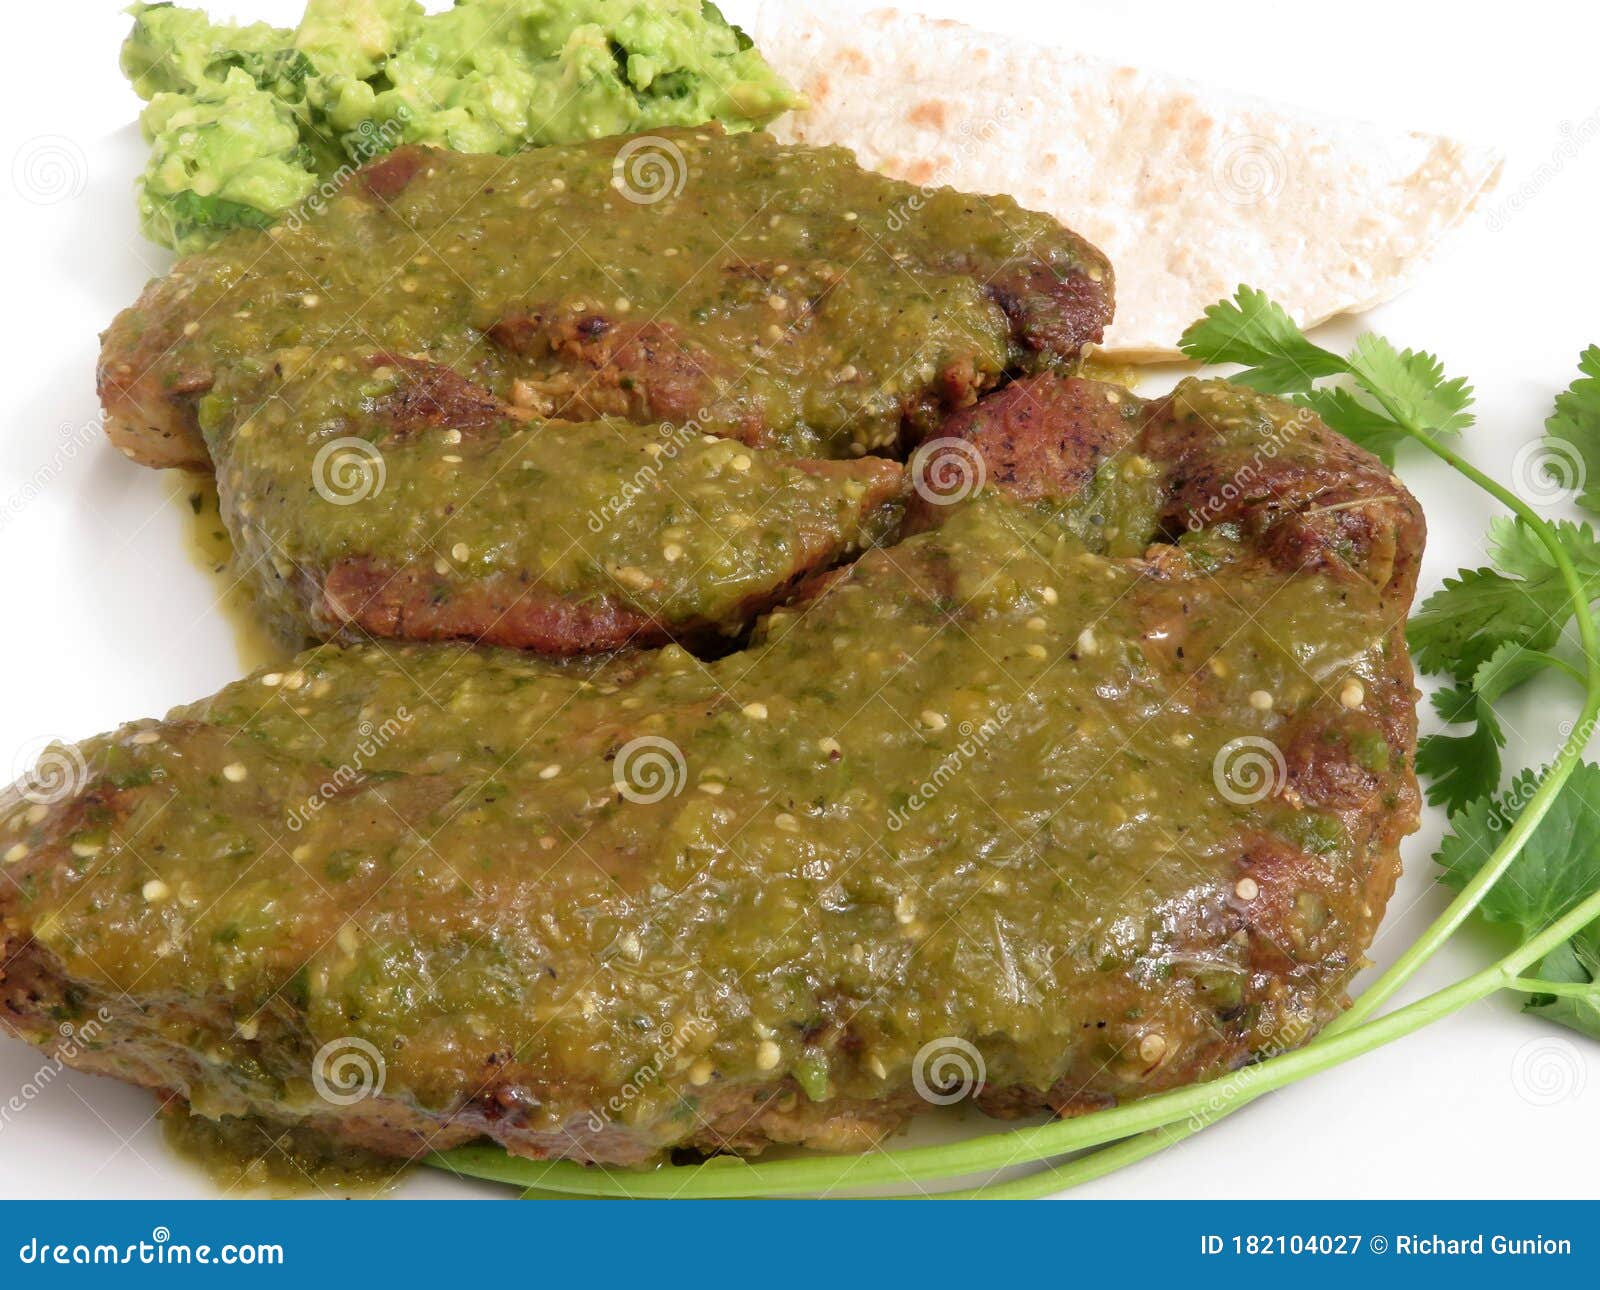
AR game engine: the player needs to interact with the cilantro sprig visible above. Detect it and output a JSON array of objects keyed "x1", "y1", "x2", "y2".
[
  {"x1": 1178, "y1": 285, "x2": 1474, "y2": 462},
  {"x1": 427, "y1": 289, "x2": 1600, "y2": 1199}
]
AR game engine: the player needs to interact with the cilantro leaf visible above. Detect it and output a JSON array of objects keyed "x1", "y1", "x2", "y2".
[
  {"x1": 1436, "y1": 765, "x2": 1600, "y2": 950},
  {"x1": 1408, "y1": 566, "x2": 1571, "y2": 682},
  {"x1": 1474, "y1": 640, "x2": 1571, "y2": 702},
  {"x1": 1485, "y1": 514, "x2": 1561, "y2": 581},
  {"x1": 1543, "y1": 345, "x2": 1600, "y2": 515},
  {"x1": 1417, "y1": 693, "x2": 1504, "y2": 815},
  {"x1": 1415, "y1": 644, "x2": 1569, "y2": 814},
  {"x1": 1406, "y1": 518, "x2": 1600, "y2": 681},
  {"x1": 1484, "y1": 516, "x2": 1600, "y2": 582},
  {"x1": 1295, "y1": 386, "x2": 1408, "y2": 466},
  {"x1": 1177, "y1": 286, "x2": 1348, "y2": 394},
  {"x1": 1345, "y1": 334, "x2": 1475, "y2": 439},
  {"x1": 1435, "y1": 763, "x2": 1600, "y2": 1039},
  {"x1": 1427, "y1": 680, "x2": 1478, "y2": 724}
]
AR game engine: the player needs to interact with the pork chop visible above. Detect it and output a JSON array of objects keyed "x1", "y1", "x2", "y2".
[{"x1": 98, "y1": 129, "x2": 1113, "y2": 469}]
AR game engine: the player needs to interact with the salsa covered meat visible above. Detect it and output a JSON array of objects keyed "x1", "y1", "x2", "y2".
[
  {"x1": 0, "y1": 379, "x2": 1421, "y2": 1167},
  {"x1": 99, "y1": 128, "x2": 1113, "y2": 466},
  {"x1": 207, "y1": 350, "x2": 906, "y2": 652}
]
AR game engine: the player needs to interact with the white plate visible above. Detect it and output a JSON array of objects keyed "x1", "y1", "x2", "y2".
[{"x1": 1, "y1": 0, "x2": 1596, "y2": 1199}]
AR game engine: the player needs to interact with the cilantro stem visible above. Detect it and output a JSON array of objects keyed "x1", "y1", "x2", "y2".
[
  {"x1": 928, "y1": 1122, "x2": 1198, "y2": 1201},
  {"x1": 1504, "y1": 976, "x2": 1596, "y2": 999},
  {"x1": 1544, "y1": 655, "x2": 1588, "y2": 686}
]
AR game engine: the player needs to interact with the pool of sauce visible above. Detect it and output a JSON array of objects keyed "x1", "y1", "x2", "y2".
[
  {"x1": 160, "y1": 1106, "x2": 408, "y2": 1198},
  {"x1": 164, "y1": 472, "x2": 301, "y2": 673}
]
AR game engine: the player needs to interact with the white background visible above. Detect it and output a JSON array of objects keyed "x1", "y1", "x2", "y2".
[{"x1": 0, "y1": 0, "x2": 1597, "y2": 1198}]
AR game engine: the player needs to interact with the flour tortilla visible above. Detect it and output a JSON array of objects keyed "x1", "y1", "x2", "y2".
[{"x1": 745, "y1": 2, "x2": 1502, "y2": 360}]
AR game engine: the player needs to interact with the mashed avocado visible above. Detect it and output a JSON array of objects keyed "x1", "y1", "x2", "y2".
[
  {"x1": 122, "y1": 0, "x2": 799, "y2": 252},
  {"x1": 136, "y1": 69, "x2": 318, "y2": 251},
  {"x1": 122, "y1": 3, "x2": 303, "y2": 99}
]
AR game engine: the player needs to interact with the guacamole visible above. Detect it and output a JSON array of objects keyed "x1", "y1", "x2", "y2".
[{"x1": 122, "y1": 0, "x2": 800, "y2": 252}]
